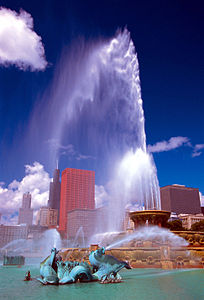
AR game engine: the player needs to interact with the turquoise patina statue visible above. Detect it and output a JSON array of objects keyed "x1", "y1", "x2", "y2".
[
  {"x1": 89, "y1": 247, "x2": 131, "y2": 283},
  {"x1": 37, "y1": 247, "x2": 59, "y2": 284},
  {"x1": 37, "y1": 247, "x2": 131, "y2": 285}
]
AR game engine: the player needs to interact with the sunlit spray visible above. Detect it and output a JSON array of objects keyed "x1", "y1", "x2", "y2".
[{"x1": 30, "y1": 29, "x2": 161, "y2": 233}]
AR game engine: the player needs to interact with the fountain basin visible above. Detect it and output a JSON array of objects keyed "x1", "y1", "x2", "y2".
[{"x1": 129, "y1": 210, "x2": 171, "y2": 228}]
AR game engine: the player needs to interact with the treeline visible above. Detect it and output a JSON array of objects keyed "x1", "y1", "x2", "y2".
[{"x1": 166, "y1": 219, "x2": 204, "y2": 232}]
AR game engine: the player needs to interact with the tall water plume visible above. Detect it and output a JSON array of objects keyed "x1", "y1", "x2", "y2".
[{"x1": 31, "y1": 29, "x2": 161, "y2": 232}]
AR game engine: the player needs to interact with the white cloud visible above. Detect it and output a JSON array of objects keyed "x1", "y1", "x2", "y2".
[
  {"x1": 148, "y1": 136, "x2": 190, "y2": 153},
  {"x1": 194, "y1": 144, "x2": 204, "y2": 151},
  {"x1": 2, "y1": 214, "x2": 18, "y2": 225},
  {"x1": 200, "y1": 192, "x2": 204, "y2": 207},
  {"x1": 148, "y1": 137, "x2": 204, "y2": 158},
  {"x1": 0, "y1": 162, "x2": 51, "y2": 224},
  {"x1": 95, "y1": 185, "x2": 109, "y2": 208},
  {"x1": 76, "y1": 154, "x2": 95, "y2": 161},
  {"x1": 46, "y1": 138, "x2": 95, "y2": 161},
  {"x1": 192, "y1": 144, "x2": 204, "y2": 158},
  {"x1": 0, "y1": 7, "x2": 47, "y2": 71},
  {"x1": 192, "y1": 152, "x2": 202, "y2": 158}
]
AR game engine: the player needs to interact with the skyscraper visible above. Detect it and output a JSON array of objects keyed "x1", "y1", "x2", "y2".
[
  {"x1": 59, "y1": 168, "x2": 95, "y2": 235},
  {"x1": 36, "y1": 207, "x2": 58, "y2": 227},
  {"x1": 160, "y1": 185, "x2": 201, "y2": 214},
  {"x1": 48, "y1": 168, "x2": 61, "y2": 223},
  {"x1": 18, "y1": 192, "x2": 33, "y2": 225}
]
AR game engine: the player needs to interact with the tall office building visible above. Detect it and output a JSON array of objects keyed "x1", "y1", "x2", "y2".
[
  {"x1": 160, "y1": 185, "x2": 201, "y2": 214},
  {"x1": 59, "y1": 168, "x2": 95, "y2": 235},
  {"x1": 36, "y1": 207, "x2": 58, "y2": 227},
  {"x1": 18, "y1": 192, "x2": 33, "y2": 225},
  {"x1": 48, "y1": 168, "x2": 61, "y2": 223}
]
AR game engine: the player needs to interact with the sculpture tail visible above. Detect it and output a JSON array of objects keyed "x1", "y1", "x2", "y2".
[
  {"x1": 70, "y1": 265, "x2": 93, "y2": 282},
  {"x1": 60, "y1": 266, "x2": 93, "y2": 284}
]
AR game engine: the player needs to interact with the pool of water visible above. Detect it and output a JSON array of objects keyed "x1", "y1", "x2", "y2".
[{"x1": 0, "y1": 261, "x2": 203, "y2": 300}]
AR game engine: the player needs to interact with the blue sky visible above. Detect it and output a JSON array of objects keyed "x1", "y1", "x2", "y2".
[{"x1": 0, "y1": 0, "x2": 203, "y2": 216}]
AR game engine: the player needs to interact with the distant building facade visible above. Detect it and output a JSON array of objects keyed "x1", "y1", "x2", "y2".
[
  {"x1": 179, "y1": 214, "x2": 204, "y2": 230},
  {"x1": 95, "y1": 206, "x2": 108, "y2": 232},
  {"x1": 67, "y1": 209, "x2": 96, "y2": 241},
  {"x1": 160, "y1": 185, "x2": 201, "y2": 214},
  {"x1": 27, "y1": 224, "x2": 48, "y2": 240},
  {"x1": 0, "y1": 224, "x2": 28, "y2": 248},
  {"x1": 36, "y1": 207, "x2": 58, "y2": 227},
  {"x1": 59, "y1": 168, "x2": 95, "y2": 235},
  {"x1": 18, "y1": 192, "x2": 33, "y2": 225}
]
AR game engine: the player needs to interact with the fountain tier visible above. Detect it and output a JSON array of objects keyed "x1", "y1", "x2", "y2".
[{"x1": 129, "y1": 210, "x2": 171, "y2": 228}]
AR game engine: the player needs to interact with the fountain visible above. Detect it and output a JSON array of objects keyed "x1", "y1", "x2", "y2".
[
  {"x1": 44, "y1": 29, "x2": 203, "y2": 270},
  {"x1": 3, "y1": 30, "x2": 203, "y2": 277},
  {"x1": 129, "y1": 210, "x2": 171, "y2": 228},
  {"x1": 37, "y1": 247, "x2": 131, "y2": 285},
  {"x1": 45, "y1": 28, "x2": 161, "y2": 233}
]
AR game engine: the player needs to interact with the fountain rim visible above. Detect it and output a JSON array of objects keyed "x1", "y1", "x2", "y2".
[
  {"x1": 129, "y1": 210, "x2": 171, "y2": 217},
  {"x1": 129, "y1": 210, "x2": 171, "y2": 227}
]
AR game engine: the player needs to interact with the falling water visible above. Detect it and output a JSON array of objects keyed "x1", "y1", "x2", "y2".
[
  {"x1": 40, "y1": 29, "x2": 161, "y2": 233},
  {"x1": 70, "y1": 226, "x2": 85, "y2": 248},
  {"x1": 80, "y1": 29, "x2": 161, "y2": 231}
]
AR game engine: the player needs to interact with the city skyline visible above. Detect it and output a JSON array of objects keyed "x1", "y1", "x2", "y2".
[{"x1": 0, "y1": 0, "x2": 203, "y2": 223}]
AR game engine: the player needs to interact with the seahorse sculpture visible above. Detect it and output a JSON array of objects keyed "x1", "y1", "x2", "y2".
[
  {"x1": 37, "y1": 247, "x2": 131, "y2": 285},
  {"x1": 37, "y1": 247, "x2": 59, "y2": 285},
  {"x1": 89, "y1": 247, "x2": 131, "y2": 283}
]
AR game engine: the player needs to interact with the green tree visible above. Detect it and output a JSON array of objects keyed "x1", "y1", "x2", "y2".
[
  {"x1": 191, "y1": 220, "x2": 204, "y2": 232},
  {"x1": 166, "y1": 219, "x2": 184, "y2": 231}
]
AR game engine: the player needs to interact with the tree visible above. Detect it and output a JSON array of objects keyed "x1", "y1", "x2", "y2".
[
  {"x1": 166, "y1": 219, "x2": 184, "y2": 231},
  {"x1": 191, "y1": 220, "x2": 204, "y2": 232}
]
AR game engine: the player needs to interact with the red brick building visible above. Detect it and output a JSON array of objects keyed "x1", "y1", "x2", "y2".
[
  {"x1": 160, "y1": 185, "x2": 201, "y2": 214},
  {"x1": 59, "y1": 168, "x2": 95, "y2": 235}
]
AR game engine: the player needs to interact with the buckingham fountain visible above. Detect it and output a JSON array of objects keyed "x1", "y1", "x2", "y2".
[
  {"x1": 1, "y1": 30, "x2": 203, "y2": 286},
  {"x1": 53, "y1": 29, "x2": 203, "y2": 273}
]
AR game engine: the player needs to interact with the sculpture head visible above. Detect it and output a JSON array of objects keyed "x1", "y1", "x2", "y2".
[
  {"x1": 102, "y1": 247, "x2": 105, "y2": 254},
  {"x1": 94, "y1": 247, "x2": 105, "y2": 257},
  {"x1": 51, "y1": 247, "x2": 58, "y2": 254}
]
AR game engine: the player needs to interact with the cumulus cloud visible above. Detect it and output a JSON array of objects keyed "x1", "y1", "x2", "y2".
[
  {"x1": 148, "y1": 136, "x2": 190, "y2": 153},
  {"x1": 0, "y1": 162, "x2": 51, "y2": 224},
  {"x1": 192, "y1": 144, "x2": 204, "y2": 158},
  {"x1": 95, "y1": 185, "x2": 109, "y2": 208},
  {"x1": 0, "y1": 7, "x2": 47, "y2": 71}
]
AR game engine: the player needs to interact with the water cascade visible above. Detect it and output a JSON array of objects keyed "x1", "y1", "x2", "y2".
[{"x1": 48, "y1": 29, "x2": 161, "y2": 232}]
